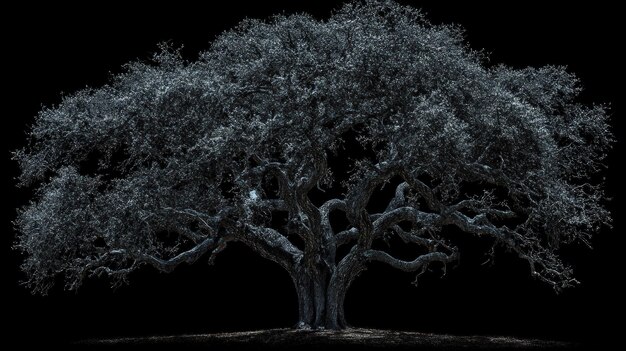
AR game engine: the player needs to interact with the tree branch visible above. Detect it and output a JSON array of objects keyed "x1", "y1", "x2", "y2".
[
  {"x1": 444, "y1": 212, "x2": 514, "y2": 244},
  {"x1": 162, "y1": 206, "x2": 228, "y2": 229},
  {"x1": 241, "y1": 224, "x2": 303, "y2": 271},
  {"x1": 296, "y1": 149, "x2": 327, "y2": 194},
  {"x1": 294, "y1": 149, "x2": 331, "y2": 269},
  {"x1": 400, "y1": 170, "x2": 442, "y2": 212},
  {"x1": 443, "y1": 210, "x2": 575, "y2": 291},
  {"x1": 385, "y1": 181, "x2": 409, "y2": 212},
  {"x1": 140, "y1": 236, "x2": 217, "y2": 273},
  {"x1": 373, "y1": 206, "x2": 441, "y2": 235},
  {"x1": 363, "y1": 249, "x2": 459, "y2": 272},
  {"x1": 343, "y1": 162, "x2": 401, "y2": 251},
  {"x1": 336, "y1": 227, "x2": 359, "y2": 246},
  {"x1": 320, "y1": 199, "x2": 347, "y2": 236},
  {"x1": 347, "y1": 162, "x2": 400, "y2": 216},
  {"x1": 448, "y1": 199, "x2": 515, "y2": 219},
  {"x1": 338, "y1": 208, "x2": 441, "y2": 249},
  {"x1": 389, "y1": 225, "x2": 433, "y2": 247}
]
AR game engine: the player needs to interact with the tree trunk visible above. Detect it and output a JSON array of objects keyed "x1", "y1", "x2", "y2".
[
  {"x1": 292, "y1": 266, "x2": 348, "y2": 330},
  {"x1": 293, "y1": 273, "x2": 315, "y2": 328}
]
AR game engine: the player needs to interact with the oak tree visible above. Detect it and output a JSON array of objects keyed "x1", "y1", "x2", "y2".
[{"x1": 14, "y1": 0, "x2": 611, "y2": 329}]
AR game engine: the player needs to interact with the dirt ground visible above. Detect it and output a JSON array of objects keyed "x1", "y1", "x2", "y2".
[{"x1": 80, "y1": 328, "x2": 578, "y2": 350}]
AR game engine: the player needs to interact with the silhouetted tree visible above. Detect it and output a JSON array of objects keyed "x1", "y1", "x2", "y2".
[{"x1": 14, "y1": 0, "x2": 611, "y2": 329}]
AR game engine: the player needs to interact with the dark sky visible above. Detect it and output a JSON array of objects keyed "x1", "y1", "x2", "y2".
[{"x1": 3, "y1": 1, "x2": 622, "y2": 347}]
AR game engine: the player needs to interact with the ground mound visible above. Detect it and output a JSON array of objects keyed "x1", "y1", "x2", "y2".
[{"x1": 82, "y1": 328, "x2": 576, "y2": 350}]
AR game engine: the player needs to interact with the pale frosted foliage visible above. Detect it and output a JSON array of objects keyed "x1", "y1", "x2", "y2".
[{"x1": 14, "y1": 0, "x2": 611, "y2": 296}]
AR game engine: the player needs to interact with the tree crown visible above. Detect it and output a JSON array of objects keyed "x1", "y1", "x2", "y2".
[{"x1": 15, "y1": 0, "x2": 611, "y2": 295}]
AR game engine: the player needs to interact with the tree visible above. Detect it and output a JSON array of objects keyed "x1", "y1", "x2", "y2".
[{"x1": 14, "y1": 0, "x2": 611, "y2": 330}]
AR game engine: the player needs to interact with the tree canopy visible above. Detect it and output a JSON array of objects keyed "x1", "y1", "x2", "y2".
[{"x1": 14, "y1": 0, "x2": 611, "y2": 329}]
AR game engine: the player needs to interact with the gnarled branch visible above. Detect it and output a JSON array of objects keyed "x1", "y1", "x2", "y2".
[
  {"x1": 241, "y1": 224, "x2": 303, "y2": 271},
  {"x1": 336, "y1": 227, "x2": 359, "y2": 247},
  {"x1": 373, "y1": 206, "x2": 441, "y2": 235},
  {"x1": 364, "y1": 249, "x2": 459, "y2": 272},
  {"x1": 140, "y1": 236, "x2": 217, "y2": 273},
  {"x1": 385, "y1": 181, "x2": 409, "y2": 212},
  {"x1": 321, "y1": 199, "x2": 347, "y2": 236}
]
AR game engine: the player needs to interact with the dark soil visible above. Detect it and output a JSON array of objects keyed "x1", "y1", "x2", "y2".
[{"x1": 79, "y1": 328, "x2": 578, "y2": 350}]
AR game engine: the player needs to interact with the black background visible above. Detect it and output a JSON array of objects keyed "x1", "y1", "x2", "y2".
[{"x1": 3, "y1": 1, "x2": 623, "y2": 347}]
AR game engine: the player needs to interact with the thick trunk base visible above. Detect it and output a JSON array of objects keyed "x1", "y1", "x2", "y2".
[{"x1": 292, "y1": 269, "x2": 349, "y2": 330}]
